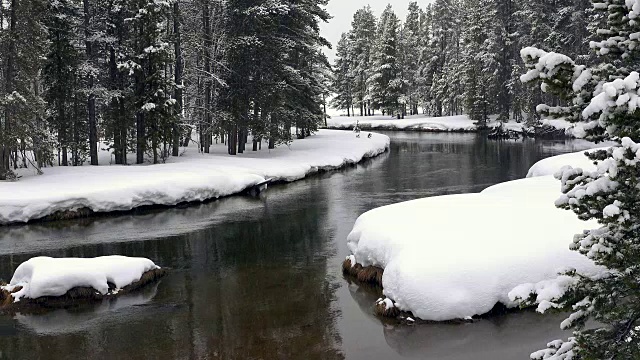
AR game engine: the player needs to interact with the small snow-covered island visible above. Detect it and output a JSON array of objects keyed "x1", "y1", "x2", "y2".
[
  {"x1": 343, "y1": 149, "x2": 602, "y2": 321},
  {"x1": 0, "y1": 256, "x2": 166, "y2": 309}
]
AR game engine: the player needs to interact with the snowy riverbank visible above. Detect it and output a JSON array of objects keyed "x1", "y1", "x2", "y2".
[
  {"x1": 327, "y1": 114, "x2": 532, "y2": 133},
  {"x1": 327, "y1": 114, "x2": 583, "y2": 138},
  {"x1": 344, "y1": 148, "x2": 605, "y2": 321},
  {"x1": 0, "y1": 130, "x2": 390, "y2": 225}
]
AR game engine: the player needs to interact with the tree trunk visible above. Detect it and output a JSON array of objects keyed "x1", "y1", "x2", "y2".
[
  {"x1": 84, "y1": 0, "x2": 98, "y2": 165},
  {"x1": 203, "y1": 0, "x2": 212, "y2": 154},
  {"x1": 172, "y1": 0, "x2": 182, "y2": 157},
  {"x1": 237, "y1": 127, "x2": 244, "y2": 154},
  {"x1": 136, "y1": 112, "x2": 145, "y2": 164},
  {"x1": 0, "y1": 0, "x2": 17, "y2": 179}
]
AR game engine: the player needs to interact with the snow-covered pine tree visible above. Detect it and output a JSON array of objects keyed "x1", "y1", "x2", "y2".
[
  {"x1": 368, "y1": 4, "x2": 401, "y2": 117},
  {"x1": 428, "y1": 0, "x2": 459, "y2": 117},
  {"x1": 124, "y1": 0, "x2": 176, "y2": 164},
  {"x1": 43, "y1": 0, "x2": 86, "y2": 167},
  {"x1": 284, "y1": 0, "x2": 331, "y2": 139},
  {"x1": 102, "y1": 0, "x2": 135, "y2": 165},
  {"x1": 349, "y1": 6, "x2": 377, "y2": 116},
  {"x1": 400, "y1": 2, "x2": 423, "y2": 116},
  {"x1": 518, "y1": 0, "x2": 640, "y2": 358},
  {"x1": 83, "y1": 0, "x2": 99, "y2": 165},
  {"x1": 415, "y1": 4, "x2": 434, "y2": 115},
  {"x1": 492, "y1": 0, "x2": 518, "y2": 121},
  {"x1": 461, "y1": 0, "x2": 494, "y2": 126},
  {"x1": 0, "y1": 0, "x2": 49, "y2": 179},
  {"x1": 330, "y1": 32, "x2": 355, "y2": 116}
]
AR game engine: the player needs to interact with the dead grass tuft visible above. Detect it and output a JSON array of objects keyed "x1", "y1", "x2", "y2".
[
  {"x1": 119, "y1": 267, "x2": 167, "y2": 294},
  {"x1": 374, "y1": 298, "x2": 400, "y2": 318},
  {"x1": 342, "y1": 258, "x2": 384, "y2": 287},
  {"x1": 356, "y1": 266, "x2": 383, "y2": 285}
]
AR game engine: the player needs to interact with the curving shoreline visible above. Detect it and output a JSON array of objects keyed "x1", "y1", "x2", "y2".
[
  {"x1": 0, "y1": 130, "x2": 390, "y2": 226},
  {"x1": 326, "y1": 114, "x2": 576, "y2": 139}
]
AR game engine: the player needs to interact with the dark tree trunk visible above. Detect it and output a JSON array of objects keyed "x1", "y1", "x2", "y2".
[
  {"x1": 172, "y1": 1, "x2": 182, "y2": 157},
  {"x1": 0, "y1": 0, "x2": 17, "y2": 179},
  {"x1": 84, "y1": 0, "x2": 98, "y2": 165},
  {"x1": 203, "y1": 0, "x2": 212, "y2": 153},
  {"x1": 136, "y1": 112, "x2": 145, "y2": 164},
  {"x1": 237, "y1": 127, "x2": 244, "y2": 154}
]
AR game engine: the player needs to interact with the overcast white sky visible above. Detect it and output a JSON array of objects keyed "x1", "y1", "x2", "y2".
[{"x1": 319, "y1": 0, "x2": 431, "y2": 62}]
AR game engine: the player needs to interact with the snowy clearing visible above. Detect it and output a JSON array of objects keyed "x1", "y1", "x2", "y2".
[
  {"x1": 0, "y1": 130, "x2": 389, "y2": 224},
  {"x1": 327, "y1": 114, "x2": 526, "y2": 132},
  {"x1": 346, "y1": 161, "x2": 603, "y2": 321},
  {"x1": 1, "y1": 256, "x2": 160, "y2": 301}
]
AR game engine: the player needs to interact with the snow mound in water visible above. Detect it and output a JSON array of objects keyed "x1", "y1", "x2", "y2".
[
  {"x1": 347, "y1": 175, "x2": 601, "y2": 321},
  {"x1": 526, "y1": 148, "x2": 608, "y2": 178},
  {"x1": 2, "y1": 256, "x2": 160, "y2": 301}
]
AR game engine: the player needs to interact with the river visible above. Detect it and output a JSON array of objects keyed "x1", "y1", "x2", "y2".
[{"x1": 0, "y1": 132, "x2": 597, "y2": 359}]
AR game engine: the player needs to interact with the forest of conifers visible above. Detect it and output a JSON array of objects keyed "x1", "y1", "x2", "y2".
[
  {"x1": 0, "y1": 0, "x2": 331, "y2": 180},
  {"x1": 0, "y1": 0, "x2": 591, "y2": 180},
  {"x1": 331, "y1": 0, "x2": 589, "y2": 123}
]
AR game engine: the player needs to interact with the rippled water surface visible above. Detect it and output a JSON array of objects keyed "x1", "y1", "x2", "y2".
[{"x1": 0, "y1": 132, "x2": 598, "y2": 359}]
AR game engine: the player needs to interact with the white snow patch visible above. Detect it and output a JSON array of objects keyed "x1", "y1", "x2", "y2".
[
  {"x1": 526, "y1": 148, "x2": 608, "y2": 178},
  {"x1": 346, "y1": 255, "x2": 357, "y2": 268},
  {"x1": 346, "y1": 175, "x2": 600, "y2": 321},
  {"x1": 2, "y1": 256, "x2": 159, "y2": 301},
  {"x1": 0, "y1": 130, "x2": 389, "y2": 224}
]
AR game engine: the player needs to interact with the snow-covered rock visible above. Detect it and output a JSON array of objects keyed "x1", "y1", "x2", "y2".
[
  {"x1": 0, "y1": 130, "x2": 390, "y2": 224},
  {"x1": 1, "y1": 256, "x2": 160, "y2": 302},
  {"x1": 346, "y1": 175, "x2": 601, "y2": 321}
]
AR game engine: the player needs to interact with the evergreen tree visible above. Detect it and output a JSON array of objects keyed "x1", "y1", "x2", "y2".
[
  {"x1": 0, "y1": 0, "x2": 49, "y2": 179},
  {"x1": 43, "y1": 0, "x2": 85, "y2": 167},
  {"x1": 349, "y1": 6, "x2": 377, "y2": 116},
  {"x1": 461, "y1": 0, "x2": 493, "y2": 125},
  {"x1": 330, "y1": 32, "x2": 354, "y2": 116},
  {"x1": 400, "y1": 2, "x2": 423, "y2": 115},
  {"x1": 368, "y1": 4, "x2": 401, "y2": 116},
  {"x1": 518, "y1": 0, "x2": 640, "y2": 358}
]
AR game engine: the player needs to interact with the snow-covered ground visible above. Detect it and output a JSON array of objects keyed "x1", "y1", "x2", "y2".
[
  {"x1": 346, "y1": 148, "x2": 608, "y2": 321},
  {"x1": 2, "y1": 256, "x2": 160, "y2": 301},
  {"x1": 0, "y1": 130, "x2": 390, "y2": 224},
  {"x1": 327, "y1": 114, "x2": 525, "y2": 132}
]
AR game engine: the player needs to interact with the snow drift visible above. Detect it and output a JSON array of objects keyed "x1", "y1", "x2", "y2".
[
  {"x1": 346, "y1": 153, "x2": 604, "y2": 321},
  {"x1": 0, "y1": 130, "x2": 390, "y2": 224},
  {"x1": 526, "y1": 148, "x2": 605, "y2": 178}
]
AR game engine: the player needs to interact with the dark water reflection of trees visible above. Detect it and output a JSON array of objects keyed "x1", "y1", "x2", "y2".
[{"x1": 0, "y1": 132, "x2": 597, "y2": 360}]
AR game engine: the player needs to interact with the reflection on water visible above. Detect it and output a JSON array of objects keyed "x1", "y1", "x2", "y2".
[
  {"x1": 382, "y1": 311, "x2": 570, "y2": 360},
  {"x1": 0, "y1": 132, "x2": 593, "y2": 359},
  {"x1": 14, "y1": 282, "x2": 159, "y2": 336}
]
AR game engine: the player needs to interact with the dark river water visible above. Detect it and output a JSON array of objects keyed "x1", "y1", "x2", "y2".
[{"x1": 0, "y1": 132, "x2": 598, "y2": 360}]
